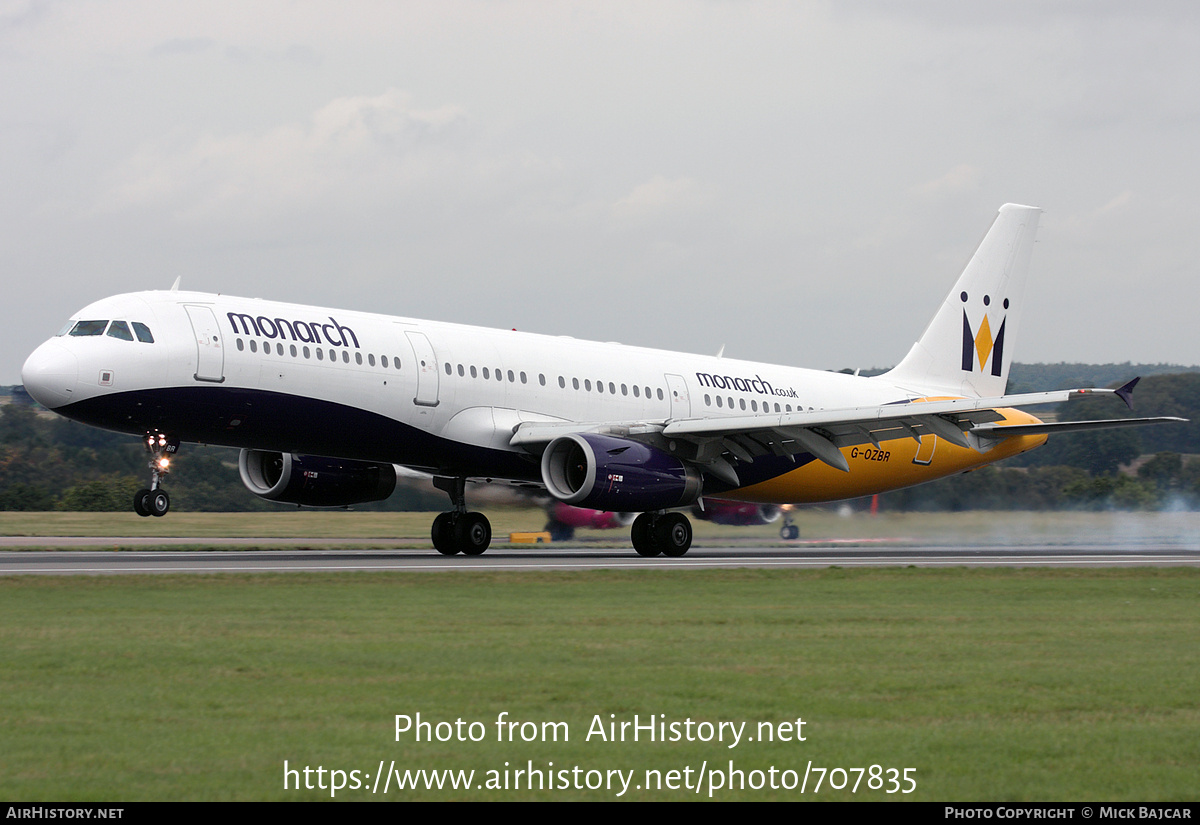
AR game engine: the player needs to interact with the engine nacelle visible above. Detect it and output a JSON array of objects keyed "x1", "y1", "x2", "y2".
[
  {"x1": 548, "y1": 502, "x2": 637, "y2": 529},
  {"x1": 238, "y1": 450, "x2": 396, "y2": 507},
  {"x1": 692, "y1": 501, "x2": 782, "y2": 526},
  {"x1": 540, "y1": 433, "x2": 702, "y2": 512}
]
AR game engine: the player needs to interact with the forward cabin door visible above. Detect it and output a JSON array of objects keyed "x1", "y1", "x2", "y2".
[
  {"x1": 405, "y1": 330, "x2": 440, "y2": 407},
  {"x1": 184, "y1": 305, "x2": 225, "y2": 383}
]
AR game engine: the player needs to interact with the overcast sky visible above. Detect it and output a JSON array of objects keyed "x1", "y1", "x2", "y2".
[{"x1": 3, "y1": 1, "x2": 1198, "y2": 384}]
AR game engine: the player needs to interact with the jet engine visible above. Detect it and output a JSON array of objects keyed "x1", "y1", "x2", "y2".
[
  {"x1": 238, "y1": 450, "x2": 396, "y2": 507},
  {"x1": 540, "y1": 433, "x2": 702, "y2": 512},
  {"x1": 691, "y1": 501, "x2": 782, "y2": 526},
  {"x1": 548, "y1": 502, "x2": 637, "y2": 529}
]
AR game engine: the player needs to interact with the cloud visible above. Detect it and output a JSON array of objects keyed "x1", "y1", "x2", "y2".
[
  {"x1": 1059, "y1": 190, "x2": 1136, "y2": 237},
  {"x1": 148, "y1": 37, "x2": 216, "y2": 57},
  {"x1": 611, "y1": 174, "x2": 712, "y2": 223},
  {"x1": 103, "y1": 89, "x2": 470, "y2": 222},
  {"x1": 1097, "y1": 190, "x2": 1133, "y2": 215},
  {"x1": 912, "y1": 163, "x2": 982, "y2": 197}
]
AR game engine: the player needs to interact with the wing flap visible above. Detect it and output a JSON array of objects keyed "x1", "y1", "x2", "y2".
[
  {"x1": 659, "y1": 386, "x2": 1181, "y2": 472},
  {"x1": 660, "y1": 387, "x2": 1113, "y2": 439}
]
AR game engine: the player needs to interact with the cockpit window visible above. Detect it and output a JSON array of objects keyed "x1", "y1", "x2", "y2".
[
  {"x1": 69, "y1": 320, "x2": 108, "y2": 337},
  {"x1": 106, "y1": 321, "x2": 134, "y2": 341},
  {"x1": 132, "y1": 322, "x2": 154, "y2": 343},
  {"x1": 56, "y1": 321, "x2": 75, "y2": 337}
]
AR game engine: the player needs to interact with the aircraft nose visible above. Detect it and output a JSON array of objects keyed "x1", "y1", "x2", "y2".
[{"x1": 21, "y1": 340, "x2": 79, "y2": 409}]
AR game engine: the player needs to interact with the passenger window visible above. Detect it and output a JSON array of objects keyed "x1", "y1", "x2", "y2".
[
  {"x1": 633, "y1": 386, "x2": 640, "y2": 398},
  {"x1": 508, "y1": 370, "x2": 516, "y2": 383},
  {"x1": 342, "y1": 351, "x2": 349, "y2": 363},
  {"x1": 445, "y1": 363, "x2": 452, "y2": 375},
  {"x1": 316, "y1": 347, "x2": 323, "y2": 360},
  {"x1": 70, "y1": 320, "x2": 108, "y2": 336},
  {"x1": 470, "y1": 365, "x2": 477, "y2": 378},
  {"x1": 369, "y1": 354, "x2": 376, "y2": 367},
  {"x1": 381, "y1": 355, "x2": 388, "y2": 368},
  {"x1": 716, "y1": 396, "x2": 723, "y2": 408},
  {"x1": 236, "y1": 339, "x2": 245, "y2": 351},
  {"x1": 132, "y1": 322, "x2": 154, "y2": 343},
  {"x1": 483, "y1": 367, "x2": 490, "y2": 379},
  {"x1": 291, "y1": 345, "x2": 298, "y2": 357},
  {"x1": 657, "y1": 389, "x2": 664, "y2": 401},
  {"x1": 621, "y1": 384, "x2": 628, "y2": 396},
  {"x1": 457, "y1": 364, "x2": 463, "y2": 376},
  {"x1": 356, "y1": 352, "x2": 363, "y2": 365}
]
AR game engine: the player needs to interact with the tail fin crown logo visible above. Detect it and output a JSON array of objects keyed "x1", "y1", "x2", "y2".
[{"x1": 960, "y1": 291, "x2": 1008, "y2": 377}]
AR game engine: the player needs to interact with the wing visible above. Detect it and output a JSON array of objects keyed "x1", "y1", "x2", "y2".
[{"x1": 510, "y1": 384, "x2": 1185, "y2": 486}]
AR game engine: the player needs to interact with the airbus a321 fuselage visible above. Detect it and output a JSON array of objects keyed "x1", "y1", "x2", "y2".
[{"x1": 21, "y1": 204, "x2": 1182, "y2": 556}]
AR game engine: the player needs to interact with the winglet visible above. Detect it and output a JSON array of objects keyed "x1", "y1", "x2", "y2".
[
  {"x1": 1114, "y1": 377, "x2": 1140, "y2": 410},
  {"x1": 170, "y1": 276, "x2": 182, "y2": 292}
]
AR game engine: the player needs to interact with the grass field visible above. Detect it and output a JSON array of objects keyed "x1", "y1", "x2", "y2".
[{"x1": 2, "y1": 565, "x2": 1198, "y2": 801}]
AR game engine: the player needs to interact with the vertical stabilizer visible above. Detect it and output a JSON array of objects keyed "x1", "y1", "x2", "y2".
[{"x1": 883, "y1": 203, "x2": 1041, "y2": 398}]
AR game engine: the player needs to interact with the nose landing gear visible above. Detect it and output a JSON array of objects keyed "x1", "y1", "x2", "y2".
[{"x1": 133, "y1": 433, "x2": 177, "y2": 518}]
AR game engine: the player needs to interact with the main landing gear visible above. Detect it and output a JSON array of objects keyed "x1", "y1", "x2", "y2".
[
  {"x1": 630, "y1": 512, "x2": 693, "y2": 557},
  {"x1": 779, "y1": 513, "x2": 800, "y2": 540},
  {"x1": 430, "y1": 476, "x2": 492, "y2": 556},
  {"x1": 133, "y1": 433, "x2": 177, "y2": 518}
]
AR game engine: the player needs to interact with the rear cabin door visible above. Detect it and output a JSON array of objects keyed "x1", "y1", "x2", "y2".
[
  {"x1": 405, "y1": 330, "x2": 440, "y2": 407},
  {"x1": 665, "y1": 373, "x2": 690, "y2": 419}
]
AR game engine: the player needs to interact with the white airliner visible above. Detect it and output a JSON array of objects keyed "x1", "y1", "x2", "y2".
[{"x1": 21, "y1": 204, "x2": 1182, "y2": 556}]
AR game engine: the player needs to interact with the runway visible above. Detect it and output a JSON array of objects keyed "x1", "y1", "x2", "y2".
[{"x1": 3, "y1": 540, "x2": 1199, "y2": 574}]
